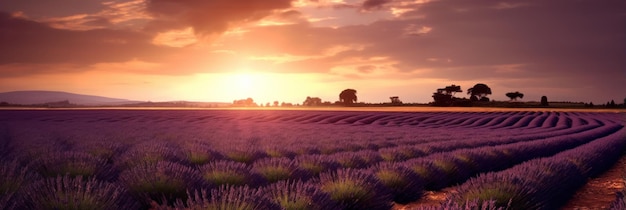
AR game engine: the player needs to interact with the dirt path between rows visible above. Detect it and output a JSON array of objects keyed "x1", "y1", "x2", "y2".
[
  {"x1": 393, "y1": 154, "x2": 626, "y2": 210},
  {"x1": 560, "y1": 154, "x2": 626, "y2": 209}
]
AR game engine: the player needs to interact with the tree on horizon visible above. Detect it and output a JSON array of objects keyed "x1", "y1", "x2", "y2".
[
  {"x1": 339, "y1": 89, "x2": 357, "y2": 106},
  {"x1": 303, "y1": 96, "x2": 322, "y2": 106},
  {"x1": 541, "y1": 96, "x2": 549, "y2": 106},
  {"x1": 390, "y1": 96, "x2": 402, "y2": 104},
  {"x1": 506, "y1": 91, "x2": 524, "y2": 101},
  {"x1": 468, "y1": 83, "x2": 492, "y2": 101}
]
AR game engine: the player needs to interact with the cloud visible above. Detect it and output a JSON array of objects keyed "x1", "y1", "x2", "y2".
[
  {"x1": 0, "y1": 12, "x2": 168, "y2": 66},
  {"x1": 0, "y1": 0, "x2": 624, "y2": 103},
  {"x1": 361, "y1": 0, "x2": 392, "y2": 11},
  {"x1": 145, "y1": 0, "x2": 294, "y2": 35}
]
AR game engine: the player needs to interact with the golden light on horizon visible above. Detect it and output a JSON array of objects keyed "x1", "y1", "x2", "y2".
[{"x1": 178, "y1": 72, "x2": 332, "y2": 104}]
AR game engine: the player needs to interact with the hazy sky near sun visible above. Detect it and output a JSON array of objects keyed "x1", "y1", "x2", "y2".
[{"x1": 0, "y1": 0, "x2": 625, "y2": 104}]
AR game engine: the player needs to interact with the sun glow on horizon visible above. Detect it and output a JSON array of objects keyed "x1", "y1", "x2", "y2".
[{"x1": 178, "y1": 72, "x2": 332, "y2": 104}]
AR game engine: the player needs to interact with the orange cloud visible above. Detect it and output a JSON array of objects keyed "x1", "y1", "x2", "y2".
[{"x1": 146, "y1": 0, "x2": 294, "y2": 35}]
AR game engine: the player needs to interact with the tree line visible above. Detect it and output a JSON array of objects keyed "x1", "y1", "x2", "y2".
[{"x1": 231, "y1": 84, "x2": 625, "y2": 108}]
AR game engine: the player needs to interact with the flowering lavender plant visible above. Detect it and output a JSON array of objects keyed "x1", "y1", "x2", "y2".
[
  {"x1": 15, "y1": 175, "x2": 139, "y2": 210},
  {"x1": 263, "y1": 180, "x2": 343, "y2": 210},
  {"x1": 118, "y1": 161, "x2": 207, "y2": 208},
  {"x1": 317, "y1": 168, "x2": 392, "y2": 210}
]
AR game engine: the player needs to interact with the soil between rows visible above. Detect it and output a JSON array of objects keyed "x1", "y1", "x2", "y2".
[{"x1": 393, "y1": 153, "x2": 626, "y2": 210}]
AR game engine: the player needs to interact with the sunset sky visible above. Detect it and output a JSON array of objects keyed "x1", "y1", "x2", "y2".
[{"x1": 1, "y1": 0, "x2": 624, "y2": 104}]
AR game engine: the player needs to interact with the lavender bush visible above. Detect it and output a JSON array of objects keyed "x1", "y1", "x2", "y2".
[
  {"x1": 118, "y1": 161, "x2": 207, "y2": 208},
  {"x1": 263, "y1": 180, "x2": 343, "y2": 210},
  {"x1": 15, "y1": 175, "x2": 140, "y2": 210},
  {"x1": 33, "y1": 151, "x2": 114, "y2": 180},
  {"x1": 199, "y1": 160, "x2": 263, "y2": 187},
  {"x1": 369, "y1": 162, "x2": 424, "y2": 204},
  {"x1": 318, "y1": 168, "x2": 393, "y2": 210},
  {"x1": 252, "y1": 158, "x2": 310, "y2": 183},
  {"x1": 0, "y1": 109, "x2": 623, "y2": 209},
  {"x1": 173, "y1": 186, "x2": 279, "y2": 210}
]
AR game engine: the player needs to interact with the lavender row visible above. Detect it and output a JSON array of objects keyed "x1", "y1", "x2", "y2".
[
  {"x1": 5, "y1": 119, "x2": 609, "y2": 181},
  {"x1": 2, "y1": 110, "x2": 616, "y2": 130},
  {"x1": 3, "y1": 114, "x2": 610, "y2": 170},
  {"x1": 390, "y1": 123, "x2": 623, "y2": 192},
  {"x1": 3, "y1": 125, "x2": 622, "y2": 209},
  {"x1": 1, "y1": 110, "x2": 624, "y2": 209},
  {"x1": 435, "y1": 127, "x2": 626, "y2": 209}
]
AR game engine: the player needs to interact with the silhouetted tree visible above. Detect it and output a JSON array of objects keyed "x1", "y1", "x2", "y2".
[
  {"x1": 339, "y1": 89, "x2": 357, "y2": 105},
  {"x1": 505, "y1": 91, "x2": 524, "y2": 101},
  {"x1": 610, "y1": 100, "x2": 616, "y2": 108},
  {"x1": 390, "y1": 96, "x2": 402, "y2": 104},
  {"x1": 273, "y1": 101, "x2": 279, "y2": 107},
  {"x1": 233, "y1": 98, "x2": 257, "y2": 107},
  {"x1": 439, "y1": 85, "x2": 462, "y2": 95},
  {"x1": 589, "y1": 102, "x2": 594, "y2": 108},
  {"x1": 432, "y1": 84, "x2": 462, "y2": 106},
  {"x1": 540, "y1": 96, "x2": 549, "y2": 106},
  {"x1": 303, "y1": 96, "x2": 322, "y2": 106},
  {"x1": 468, "y1": 84, "x2": 492, "y2": 101}
]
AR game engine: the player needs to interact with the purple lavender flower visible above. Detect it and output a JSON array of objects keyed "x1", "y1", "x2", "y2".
[
  {"x1": 221, "y1": 147, "x2": 268, "y2": 165},
  {"x1": 379, "y1": 146, "x2": 423, "y2": 162},
  {"x1": 32, "y1": 151, "x2": 114, "y2": 180},
  {"x1": 118, "y1": 161, "x2": 207, "y2": 208},
  {"x1": 78, "y1": 141, "x2": 126, "y2": 164},
  {"x1": 252, "y1": 158, "x2": 310, "y2": 183},
  {"x1": 15, "y1": 175, "x2": 140, "y2": 210},
  {"x1": 0, "y1": 160, "x2": 40, "y2": 209},
  {"x1": 402, "y1": 159, "x2": 447, "y2": 189},
  {"x1": 369, "y1": 162, "x2": 424, "y2": 204},
  {"x1": 328, "y1": 150, "x2": 382, "y2": 169},
  {"x1": 199, "y1": 160, "x2": 263, "y2": 187},
  {"x1": 294, "y1": 154, "x2": 341, "y2": 176},
  {"x1": 114, "y1": 142, "x2": 185, "y2": 170},
  {"x1": 318, "y1": 168, "x2": 392, "y2": 210},
  {"x1": 262, "y1": 180, "x2": 344, "y2": 210},
  {"x1": 290, "y1": 145, "x2": 322, "y2": 156},
  {"x1": 173, "y1": 185, "x2": 280, "y2": 210},
  {"x1": 180, "y1": 142, "x2": 224, "y2": 166},
  {"x1": 263, "y1": 146, "x2": 297, "y2": 159}
]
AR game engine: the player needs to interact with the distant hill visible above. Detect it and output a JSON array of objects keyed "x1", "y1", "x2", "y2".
[{"x1": 0, "y1": 91, "x2": 143, "y2": 106}]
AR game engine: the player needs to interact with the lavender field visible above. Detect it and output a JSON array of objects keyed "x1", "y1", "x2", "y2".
[{"x1": 1, "y1": 109, "x2": 625, "y2": 210}]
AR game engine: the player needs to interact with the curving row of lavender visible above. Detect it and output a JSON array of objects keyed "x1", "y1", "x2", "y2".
[{"x1": 0, "y1": 110, "x2": 624, "y2": 209}]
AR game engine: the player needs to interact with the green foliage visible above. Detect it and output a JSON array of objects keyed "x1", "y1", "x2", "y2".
[
  {"x1": 36, "y1": 152, "x2": 108, "y2": 179},
  {"x1": 298, "y1": 162, "x2": 325, "y2": 175},
  {"x1": 275, "y1": 195, "x2": 313, "y2": 210},
  {"x1": 321, "y1": 179, "x2": 371, "y2": 204},
  {"x1": 20, "y1": 176, "x2": 139, "y2": 210},
  {"x1": 129, "y1": 174, "x2": 187, "y2": 200},
  {"x1": 225, "y1": 151, "x2": 259, "y2": 164},
  {"x1": 187, "y1": 151, "x2": 212, "y2": 165},
  {"x1": 256, "y1": 166, "x2": 292, "y2": 183},
  {"x1": 375, "y1": 170, "x2": 408, "y2": 189},
  {"x1": 203, "y1": 171, "x2": 248, "y2": 186},
  {"x1": 319, "y1": 169, "x2": 391, "y2": 210}
]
